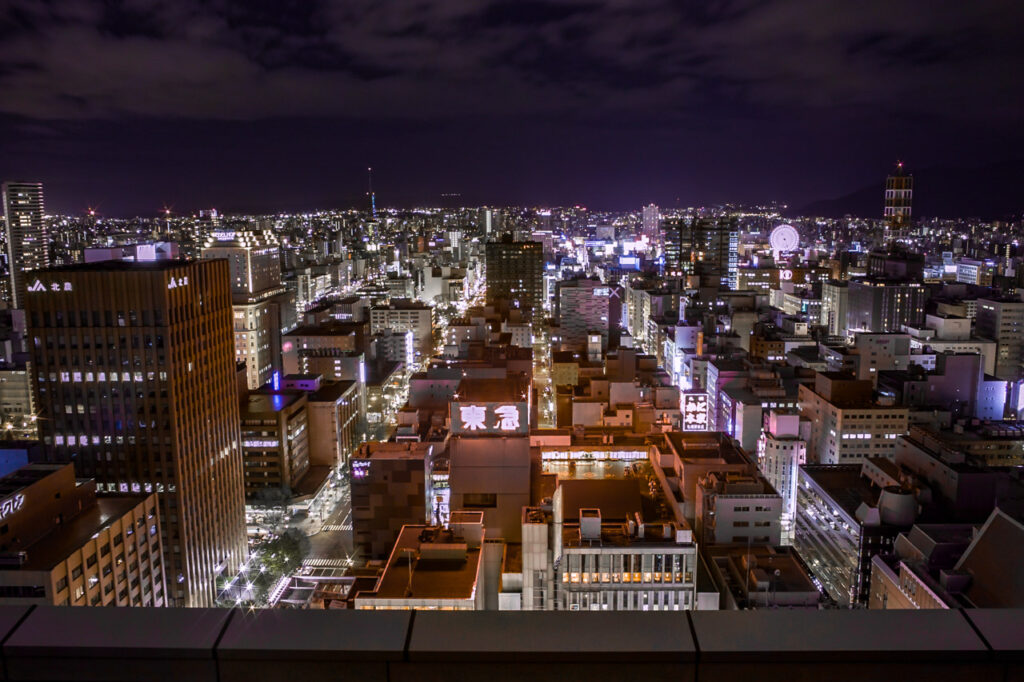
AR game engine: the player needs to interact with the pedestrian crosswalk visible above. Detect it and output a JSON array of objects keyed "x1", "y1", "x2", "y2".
[
  {"x1": 303, "y1": 557, "x2": 350, "y2": 568},
  {"x1": 321, "y1": 522, "x2": 353, "y2": 532}
]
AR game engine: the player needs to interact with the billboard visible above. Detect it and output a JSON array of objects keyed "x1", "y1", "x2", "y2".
[
  {"x1": 682, "y1": 393, "x2": 709, "y2": 432},
  {"x1": 450, "y1": 402, "x2": 529, "y2": 436}
]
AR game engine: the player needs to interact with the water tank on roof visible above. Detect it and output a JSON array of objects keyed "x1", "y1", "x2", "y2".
[{"x1": 878, "y1": 485, "x2": 917, "y2": 526}]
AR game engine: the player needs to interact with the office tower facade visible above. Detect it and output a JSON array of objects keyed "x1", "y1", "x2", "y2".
[
  {"x1": 641, "y1": 204, "x2": 660, "y2": 244},
  {"x1": 2, "y1": 182, "x2": 48, "y2": 309},
  {"x1": 485, "y1": 236, "x2": 544, "y2": 314},
  {"x1": 201, "y1": 230, "x2": 285, "y2": 390},
  {"x1": 976, "y1": 297, "x2": 1024, "y2": 381},
  {"x1": 884, "y1": 162, "x2": 913, "y2": 230},
  {"x1": 692, "y1": 217, "x2": 739, "y2": 289},
  {"x1": 846, "y1": 279, "x2": 929, "y2": 333},
  {"x1": 663, "y1": 217, "x2": 738, "y2": 287},
  {"x1": 25, "y1": 260, "x2": 247, "y2": 607}
]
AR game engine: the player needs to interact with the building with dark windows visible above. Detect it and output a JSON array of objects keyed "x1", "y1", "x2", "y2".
[
  {"x1": 23, "y1": 259, "x2": 247, "y2": 607},
  {"x1": 485, "y1": 236, "x2": 544, "y2": 315},
  {"x1": 2, "y1": 181, "x2": 48, "y2": 309},
  {"x1": 0, "y1": 463, "x2": 165, "y2": 607},
  {"x1": 846, "y1": 279, "x2": 929, "y2": 333}
]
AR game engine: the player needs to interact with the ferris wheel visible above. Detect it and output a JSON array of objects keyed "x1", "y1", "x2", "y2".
[{"x1": 769, "y1": 224, "x2": 800, "y2": 254}]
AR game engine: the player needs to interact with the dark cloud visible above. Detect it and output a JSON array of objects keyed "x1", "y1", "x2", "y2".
[{"x1": 0, "y1": 0, "x2": 1021, "y2": 213}]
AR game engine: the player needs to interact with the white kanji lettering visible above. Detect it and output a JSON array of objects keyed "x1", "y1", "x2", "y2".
[
  {"x1": 494, "y1": 405, "x2": 520, "y2": 431},
  {"x1": 460, "y1": 405, "x2": 487, "y2": 431}
]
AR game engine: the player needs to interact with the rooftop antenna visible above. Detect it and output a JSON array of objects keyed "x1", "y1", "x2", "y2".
[{"x1": 367, "y1": 167, "x2": 377, "y2": 218}]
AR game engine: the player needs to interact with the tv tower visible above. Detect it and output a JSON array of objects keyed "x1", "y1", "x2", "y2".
[{"x1": 367, "y1": 167, "x2": 377, "y2": 218}]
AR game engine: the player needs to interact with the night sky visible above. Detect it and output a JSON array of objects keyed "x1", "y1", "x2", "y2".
[{"x1": 1, "y1": 1, "x2": 1022, "y2": 216}]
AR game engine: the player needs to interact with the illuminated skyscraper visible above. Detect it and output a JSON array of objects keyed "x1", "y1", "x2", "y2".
[
  {"x1": 201, "y1": 230, "x2": 286, "y2": 389},
  {"x1": 664, "y1": 217, "x2": 738, "y2": 288},
  {"x1": 2, "y1": 181, "x2": 48, "y2": 309},
  {"x1": 24, "y1": 260, "x2": 247, "y2": 607},
  {"x1": 884, "y1": 162, "x2": 913, "y2": 230},
  {"x1": 641, "y1": 204, "x2": 660, "y2": 244}
]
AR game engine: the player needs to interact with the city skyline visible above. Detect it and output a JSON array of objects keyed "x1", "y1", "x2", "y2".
[
  {"x1": 1, "y1": 1, "x2": 1023, "y2": 215},
  {"x1": 1, "y1": 0, "x2": 1023, "y2": 644}
]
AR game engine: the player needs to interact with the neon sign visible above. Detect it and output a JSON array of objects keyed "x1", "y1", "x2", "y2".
[
  {"x1": 352, "y1": 460, "x2": 371, "y2": 479},
  {"x1": 683, "y1": 393, "x2": 709, "y2": 432},
  {"x1": 451, "y1": 402, "x2": 529, "y2": 435},
  {"x1": 0, "y1": 494, "x2": 25, "y2": 519},
  {"x1": 167, "y1": 276, "x2": 189, "y2": 290}
]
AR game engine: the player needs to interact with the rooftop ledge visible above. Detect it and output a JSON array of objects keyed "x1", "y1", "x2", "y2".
[{"x1": 0, "y1": 606, "x2": 1017, "y2": 681}]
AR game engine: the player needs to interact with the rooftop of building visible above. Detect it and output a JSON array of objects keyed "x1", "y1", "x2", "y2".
[
  {"x1": 0, "y1": 464, "x2": 66, "y2": 498},
  {"x1": 954, "y1": 509, "x2": 1024, "y2": 608},
  {"x1": 10, "y1": 494, "x2": 151, "y2": 571},
  {"x1": 309, "y1": 380, "x2": 357, "y2": 402},
  {"x1": 365, "y1": 361, "x2": 403, "y2": 386},
  {"x1": 285, "y1": 321, "x2": 365, "y2": 338},
  {"x1": 353, "y1": 441, "x2": 432, "y2": 461},
  {"x1": 914, "y1": 421, "x2": 1024, "y2": 443},
  {"x1": 665, "y1": 432, "x2": 749, "y2": 465},
  {"x1": 371, "y1": 299, "x2": 432, "y2": 311},
  {"x1": 38, "y1": 259, "x2": 191, "y2": 273},
  {"x1": 800, "y1": 464, "x2": 882, "y2": 521},
  {"x1": 241, "y1": 390, "x2": 305, "y2": 415},
  {"x1": 455, "y1": 376, "x2": 529, "y2": 403},
  {"x1": 705, "y1": 545, "x2": 819, "y2": 600},
  {"x1": 561, "y1": 517, "x2": 687, "y2": 549},
  {"x1": 698, "y1": 471, "x2": 778, "y2": 497},
  {"x1": 362, "y1": 524, "x2": 481, "y2": 601}
]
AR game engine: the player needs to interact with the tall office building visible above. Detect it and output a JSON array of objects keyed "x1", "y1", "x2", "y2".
[
  {"x1": 663, "y1": 217, "x2": 738, "y2": 288},
  {"x1": 201, "y1": 229, "x2": 282, "y2": 298},
  {"x1": 24, "y1": 260, "x2": 247, "y2": 607},
  {"x1": 2, "y1": 182, "x2": 48, "y2": 309},
  {"x1": 692, "y1": 217, "x2": 739, "y2": 289},
  {"x1": 884, "y1": 162, "x2": 913, "y2": 230},
  {"x1": 976, "y1": 297, "x2": 1024, "y2": 381},
  {"x1": 846, "y1": 279, "x2": 929, "y2": 333},
  {"x1": 663, "y1": 217, "x2": 690, "y2": 277},
  {"x1": 201, "y1": 230, "x2": 286, "y2": 389},
  {"x1": 641, "y1": 204, "x2": 660, "y2": 244},
  {"x1": 485, "y1": 236, "x2": 544, "y2": 314}
]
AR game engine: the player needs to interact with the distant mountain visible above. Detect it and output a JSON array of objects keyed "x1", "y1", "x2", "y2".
[{"x1": 794, "y1": 160, "x2": 1024, "y2": 220}]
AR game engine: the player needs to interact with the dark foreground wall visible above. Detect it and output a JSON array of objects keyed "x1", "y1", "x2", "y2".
[{"x1": 0, "y1": 606, "x2": 1019, "y2": 682}]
